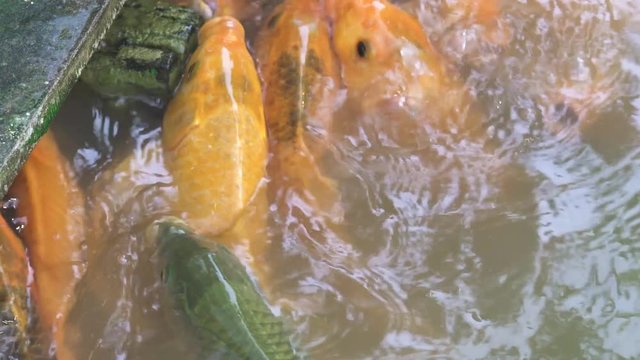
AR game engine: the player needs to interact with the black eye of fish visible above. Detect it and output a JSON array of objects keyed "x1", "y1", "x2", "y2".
[
  {"x1": 553, "y1": 102, "x2": 579, "y2": 126},
  {"x1": 185, "y1": 61, "x2": 199, "y2": 82},
  {"x1": 267, "y1": 12, "x2": 282, "y2": 29},
  {"x1": 356, "y1": 40, "x2": 368, "y2": 59}
]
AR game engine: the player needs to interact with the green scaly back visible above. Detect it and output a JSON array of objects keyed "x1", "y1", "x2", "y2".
[{"x1": 153, "y1": 218, "x2": 299, "y2": 360}]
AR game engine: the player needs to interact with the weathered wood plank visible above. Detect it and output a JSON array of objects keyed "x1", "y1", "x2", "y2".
[{"x1": 0, "y1": 0, "x2": 126, "y2": 196}]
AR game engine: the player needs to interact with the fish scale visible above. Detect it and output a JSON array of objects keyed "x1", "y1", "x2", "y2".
[
  {"x1": 162, "y1": 16, "x2": 267, "y2": 236},
  {"x1": 256, "y1": 0, "x2": 344, "y2": 220},
  {"x1": 155, "y1": 219, "x2": 299, "y2": 360}
]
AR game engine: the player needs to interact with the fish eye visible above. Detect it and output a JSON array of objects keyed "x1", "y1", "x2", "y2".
[
  {"x1": 185, "y1": 61, "x2": 199, "y2": 82},
  {"x1": 267, "y1": 12, "x2": 282, "y2": 29},
  {"x1": 356, "y1": 40, "x2": 368, "y2": 59}
]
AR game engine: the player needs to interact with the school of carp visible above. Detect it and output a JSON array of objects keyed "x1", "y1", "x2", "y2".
[{"x1": 0, "y1": 0, "x2": 572, "y2": 358}]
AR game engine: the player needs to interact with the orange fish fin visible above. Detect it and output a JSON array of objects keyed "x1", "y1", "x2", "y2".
[
  {"x1": 271, "y1": 141, "x2": 343, "y2": 222},
  {"x1": 9, "y1": 132, "x2": 86, "y2": 360}
]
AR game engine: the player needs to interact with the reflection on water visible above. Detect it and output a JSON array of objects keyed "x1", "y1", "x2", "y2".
[{"x1": 18, "y1": 0, "x2": 640, "y2": 358}]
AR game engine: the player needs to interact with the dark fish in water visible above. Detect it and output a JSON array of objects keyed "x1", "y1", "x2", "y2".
[{"x1": 153, "y1": 218, "x2": 299, "y2": 360}]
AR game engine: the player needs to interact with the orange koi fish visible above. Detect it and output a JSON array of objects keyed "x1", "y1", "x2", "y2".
[
  {"x1": 326, "y1": 0, "x2": 484, "y2": 136},
  {"x1": 9, "y1": 132, "x2": 86, "y2": 360},
  {"x1": 256, "y1": 0, "x2": 344, "y2": 220}
]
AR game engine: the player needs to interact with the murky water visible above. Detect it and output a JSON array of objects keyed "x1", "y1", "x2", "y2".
[{"x1": 5, "y1": 0, "x2": 640, "y2": 358}]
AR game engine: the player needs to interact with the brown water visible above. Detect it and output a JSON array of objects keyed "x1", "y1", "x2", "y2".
[{"x1": 9, "y1": 0, "x2": 640, "y2": 358}]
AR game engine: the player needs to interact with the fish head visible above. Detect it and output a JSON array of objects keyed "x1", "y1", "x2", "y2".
[
  {"x1": 153, "y1": 218, "x2": 247, "y2": 285},
  {"x1": 198, "y1": 16, "x2": 246, "y2": 46},
  {"x1": 257, "y1": 0, "x2": 337, "y2": 82},
  {"x1": 258, "y1": 0, "x2": 329, "y2": 44},
  {"x1": 327, "y1": 0, "x2": 451, "y2": 112}
]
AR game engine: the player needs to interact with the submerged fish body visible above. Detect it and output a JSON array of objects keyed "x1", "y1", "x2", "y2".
[
  {"x1": 153, "y1": 218, "x2": 298, "y2": 360},
  {"x1": 437, "y1": 0, "x2": 505, "y2": 34},
  {"x1": 8, "y1": 132, "x2": 86, "y2": 360},
  {"x1": 88, "y1": 135, "x2": 169, "y2": 250},
  {"x1": 257, "y1": 0, "x2": 340, "y2": 143},
  {"x1": 452, "y1": 0, "x2": 501, "y2": 26},
  {"x1": 162, "y1": 16, "x2": 268, "y2": 236},
  {"x1": 256, "y1": 0, "x2": 344, "y2": 220},
  {"x1": 415, "y1": 0, "x2": 511, "y2": 68},
  {"x1": 326, "y1": 0, "x2": 484, "y2": 136},
  {"x1": 452, "y1": 0, "x2": 511, "y2": 46},
  {"x1": 0, "y1": 218, "x2": 30, "y2": 358}
]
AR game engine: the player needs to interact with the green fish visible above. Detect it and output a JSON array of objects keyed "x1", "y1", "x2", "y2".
[{"x1": 152, "y1": 218, "x2": 299, "y2": 360}]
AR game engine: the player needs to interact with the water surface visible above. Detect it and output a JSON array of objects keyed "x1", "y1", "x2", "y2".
[{"x1": 10, "y1": 0, "x2": 640, "y2": 358}]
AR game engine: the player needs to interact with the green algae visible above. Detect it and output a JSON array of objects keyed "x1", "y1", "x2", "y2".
[{"x1": 80, "y1": 0, "x2": 201, "y2": 100}]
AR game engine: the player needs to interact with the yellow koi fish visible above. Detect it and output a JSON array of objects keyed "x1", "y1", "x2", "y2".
[
  {"x1": 9, "y1": 131, "x2": 86, "y2": 360},
  {"x1": 256, "y1": 0, "x2": 344, "y2": 220},
  {"x1": 162, "y1": 14, "x2": 268, "y2": 237}
]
